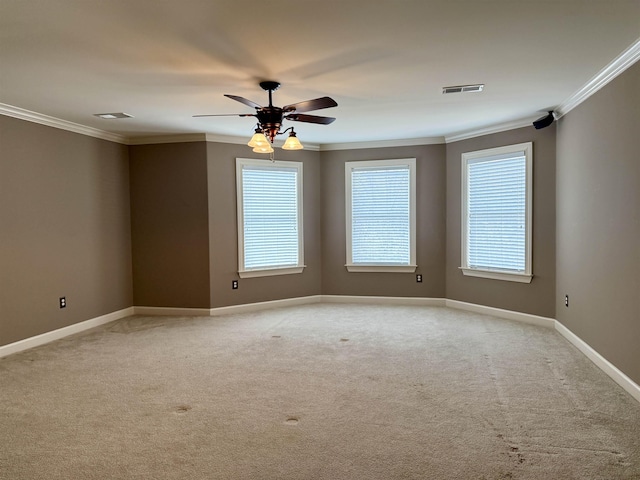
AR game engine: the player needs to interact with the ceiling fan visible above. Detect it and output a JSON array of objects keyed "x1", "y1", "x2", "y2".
[{"x1": 194, "y1": 80, "x2": 337, "y2": 152}]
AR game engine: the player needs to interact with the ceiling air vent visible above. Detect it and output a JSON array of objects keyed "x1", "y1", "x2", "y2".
[
  {"x1": 94, "y1": 112, "x2": 133, "y2": 119},
  {"x1": 442, "y1": 84, "x2": 484, "y2": 94}
]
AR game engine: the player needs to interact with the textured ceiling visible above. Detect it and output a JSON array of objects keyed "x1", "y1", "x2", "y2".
[{"x1": 1, "y1": 0, "x2": 639, "y2": 146}]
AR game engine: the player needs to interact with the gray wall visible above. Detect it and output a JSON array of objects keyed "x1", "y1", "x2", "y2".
[
  {"x1": 128, "y1": 141, "x2": 322, "y2": 310},
  {"x1": 4, "y1": 61, "x2": 637, "y2": 392},
  {"x1": 321, "y1": 145, "x2": 447, "y2": 298},
  {"x1": 556, "y1": 62, "x2": 640, "y2": 385},
  {"x1": 0, "y1": 116, "x2": 132, "y2": 346},
  {"x1": 446, "y1": 126, "x2": 557, "y2": 318},
  {"x1": 206, "y1": 143, "x2": 322, "y2": 307},
  {"x1": 129, "y1": 142, "x2": 210, "y2": 308}
]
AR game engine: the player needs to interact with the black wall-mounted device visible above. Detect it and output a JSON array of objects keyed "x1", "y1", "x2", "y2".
[{"x1": 533, "y1": 111, "x2": 555, "y2": 129}]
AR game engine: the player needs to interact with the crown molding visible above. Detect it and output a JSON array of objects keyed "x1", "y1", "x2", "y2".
[
  {"x1": 4, "y1": 38, "x2": 638, "y2": 149},
  {"x1": 127, "y1": 133, "x2": 208, "y2": 145},
  {"x1": 445, "y1": 116, "x2": 539, "y2": 143},
  {"x1": 0, "y1": 103, "x2": 128, "y2": 144},
  {"x1": 205, "y1": 133, "x2": 247, "y2": 145},
  {"x1": 320, "y1": 136, "x2": 445, "y2": 151},
  {"x1": 128, "y1": 132, "x2": 321, "y2": 151},
  {"x1": 555, "y1": 37, "x2": 640, "y2": 118}
]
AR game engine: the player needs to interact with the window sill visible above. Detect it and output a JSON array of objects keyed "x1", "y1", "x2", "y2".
[
  {"x1": 346, "y1": 264, "x2": 417, "y2": 273},
  {"x1": 239, "y1": 266, "x2": 305, "y2": 279},
  {"x1": 460, "y1": 267, "x2": 532, "y2": 283}
]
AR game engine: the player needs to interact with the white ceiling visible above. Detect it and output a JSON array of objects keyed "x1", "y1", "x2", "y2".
[{"x1": 1, "y1": 0, "x2": 639, "y2": 146}]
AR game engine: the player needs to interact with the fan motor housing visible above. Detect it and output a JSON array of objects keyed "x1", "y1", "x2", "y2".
[{"x1": 257, "y1": 107, "x2": 284, "y2": 142}]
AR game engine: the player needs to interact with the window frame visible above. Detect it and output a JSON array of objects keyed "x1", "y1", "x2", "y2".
[
  {"x1": 460, "y1": 142, "x2": 533, "y2": 283},
  {"x1": 345, "y1": 158, "x2": 417, "y2": 273},
  {"x1": 235, "y1": 157, "x2": 305, "y2": 279}
]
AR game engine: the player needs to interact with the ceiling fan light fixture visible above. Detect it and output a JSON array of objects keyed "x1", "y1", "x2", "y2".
[
  {"x1": 282, "y1": 130, "x2": 304, "y2": 150},
  {"x1": 247, "y1": 127, "x2": 269, "y2": 147},
  {"x1": 252, "y1": 143, "x2": 274, "y2": 154},
  {"x1": 195, "y1": 81, "x2": 337, "y2": 154}
]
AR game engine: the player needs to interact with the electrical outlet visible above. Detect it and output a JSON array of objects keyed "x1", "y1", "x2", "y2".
[
  {"x1": 232, "y1": 280, "x2": 238, "y2": 290},
  {"x1": 59, "y1": 297, "x2": 66, "y2": 309},
  {"x1": 564, "y1": 295, "x2": 569, "y2": 307},
  {"x1": 416, "y1": 274, "x2": 423, "y2": 283}
]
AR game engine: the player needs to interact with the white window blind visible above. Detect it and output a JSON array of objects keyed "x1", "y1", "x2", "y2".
[
  {"x1": 467, "y1": 155, "x2": 526, "y2": 271},
  {"x1": 236, "y1": 159, "x2": 304, "y2": 278},
  {"x1": 345, "y1": 158, "x2": 416, "y2": 272},
  {"x1": 461, "y1": 142, "x2": 532, "y2": 283}
]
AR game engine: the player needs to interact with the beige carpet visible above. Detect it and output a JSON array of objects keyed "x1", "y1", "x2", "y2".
[{"x1": 1, "y1": 304, "x2": 639, "y2": 479}]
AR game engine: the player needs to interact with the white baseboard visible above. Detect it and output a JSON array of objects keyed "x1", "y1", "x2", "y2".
[
  {"x1": 209, "y1": 295, "x2": 322, "y2": 316},
  {"x1": 133, "y1": 306, "x2": 211, "y2": 316},
  {"x1": 445, "y1": 299, "x2": 556, "y2": 329},
  {"x1": 555, "y1": 321, "x2": 640, "y2": 403},
  {"x1": 444, "y1": 300, "x2": 639, "y2": 402},
  {"x1": 321, "y1": 295, "x2": 446, "y2": 307},
  {"x1": 3, "y1": 297, "x2": 638, "y2": 404},
  {"x1": 0, "y1": 307, "x2": 134, "y2": 358}
]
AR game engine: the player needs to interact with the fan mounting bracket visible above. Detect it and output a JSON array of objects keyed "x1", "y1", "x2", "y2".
[{"x1": 259, "y1": 81, "x2": 281, "y2": 92}]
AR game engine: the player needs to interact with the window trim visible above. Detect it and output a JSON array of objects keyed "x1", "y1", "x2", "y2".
[
  {"x1": 345, "y1": 158, "x2": 417, "y2": 273},
  {"x1": 460, "y1": 142, "x2": 533, "y2": 283},
  {"x1": 236, "y1": 158, "x2": 305, "y2": 279}
]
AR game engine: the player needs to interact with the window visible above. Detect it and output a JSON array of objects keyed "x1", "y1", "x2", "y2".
[
  {"x1": 345, "y1": 158, "x2": 417, "y2": 273},
  {"x1": 461, "y1": 142, "x2": 533, "y2": 283},
  {"x1": 236, "y1": 158, "x2": 304, "y2": 278}
]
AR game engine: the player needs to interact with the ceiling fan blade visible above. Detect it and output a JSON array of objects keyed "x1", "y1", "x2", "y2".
[
  {"x1": 224, "y1": 94, "x2": 261, "y2": 109},
  {"x1": 285, "y1": 113, "x2": 336, "y2": 125},
  {"x1": 193, "y1": 113, "x2": 256, "y2": 118},
  {"x1": 283, "y1": 96, "x2": 338, "y2": 113}
]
